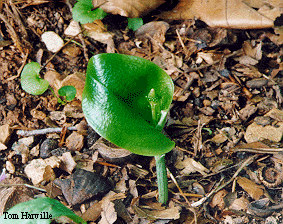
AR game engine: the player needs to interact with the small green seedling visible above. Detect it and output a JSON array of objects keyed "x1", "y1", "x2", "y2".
[
  {"x1": 72, "y1": 0, "x2": 107, "y2": 24},
  {"x1": 21, "y1": 62, "x2": 77, "y2": 105},
  {"x1": 127, "y1": 18, "x2": 143, "y2": 31},
  {"x1": 21, "y1": 62, "x2": 49, "y2": 95},
  {"x1": 0, "y1": 197, "x2": 86, "y2": 224},
  {"x1": 82, "y1": 53, "x2": 175, "y2": 204},
  {"x1": 72, "y1": 0, "x2": 143, "y2": 30},
  {"x1": 58, "y1": 85, "x2": 77, "y2": 102}
]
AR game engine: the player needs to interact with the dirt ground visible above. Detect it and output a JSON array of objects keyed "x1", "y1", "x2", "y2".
[{"x1": 0, "y1": 1, "x2": 282, "y2": 224}]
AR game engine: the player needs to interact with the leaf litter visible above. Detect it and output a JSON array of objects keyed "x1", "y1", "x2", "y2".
[{"x1": 0, "y1": 0, "x2": 282, "y2": 223}]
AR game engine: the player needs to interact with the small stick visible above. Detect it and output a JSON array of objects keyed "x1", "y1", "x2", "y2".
[
  {"x1": 168, "y1": 168, "x2": 198, "y2": 224},
  {"x1": 191, "y1": 154, "x2": 258, "y2": 207},
  {"x1": 16, "y1": 126, "x2": 77, "y2": 137},
  {"x1": 176, "y1": 29, "x2": 189, "y2": 56}
]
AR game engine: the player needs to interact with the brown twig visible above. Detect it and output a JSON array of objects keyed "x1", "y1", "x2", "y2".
[
  {"x1": 168, "y1": 168, "x2": 198, "y2": 224},
  {"x1": 0, "y1": 12, "x2": 23, "y2": 54},
  {"x1": 16, "y1": 126, "x2": 77, "y2": 136},
  {"x1": 191, "y1": 154, "x2": 258, "y2": 207}
]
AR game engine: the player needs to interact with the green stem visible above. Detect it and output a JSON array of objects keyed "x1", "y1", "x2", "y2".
[
  {"x1": 49, "y1": 86, "x2": 65, "y2": 105},
  {"x1": 155, "y1": 154, "x2": 168, "y2": 204}
]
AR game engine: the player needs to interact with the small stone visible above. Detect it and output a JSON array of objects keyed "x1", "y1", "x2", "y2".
[
  {"x1": 0, "y1": 124, "x2": 11, "y2": 144},
  {"x1": 59, "y1": 152, "x2": 76, "y2": 174},
  {"x1": 86, "y1": 127, "x2": 100, "y2": 148},
  {"x1": 64, "y1": 20, "x2": 81, "y2": 36},
  {"x1": 51, "y1": 147, "x2": 69, "y2": 157},
  {"x1": 66, "y1": 132, "x2": 84, "y2": 151},
  {"x1": 41, "y1": 31, "x2": 64, "y2": 53},
  {"x1": 18, "y1": 136, "x2": 34, "y2": 147},
  {"x1": 40, "y1": 138, "x2": 59, "y2": 159},
  {"x1": 203, "y1": 99, "x2": 211, "y2": 107},
  {"x1": 53, "y1": 168, "x2": 112, "y2": 205},
  {"x1": 6, "y1": 160, "x2": 15, "y2": 174},
  {"x1": 24, "y1": 156, "x2": 61, "y2": 185}
]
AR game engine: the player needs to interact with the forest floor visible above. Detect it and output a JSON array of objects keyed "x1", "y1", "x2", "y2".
[{"x1": 0, "y1": 1, "x2": 282, "y2": 224}]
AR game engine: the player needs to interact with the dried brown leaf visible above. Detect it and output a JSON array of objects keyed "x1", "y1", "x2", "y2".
[
  {"x1": 209, "y1": 189, "x2": 228, "y2": 210},
  {"x1": 99, "y1": 199, "x2": 117, "y2": 224},
  {"x1": 158, "y1": 0, "x2": 274, "y2": 29},
  {"x1": 133, "y1": 204, "x2": 181, "y2": 220},
  {"x1": 237, "y1": 177, "x2": 265, "y2": 200},
  {"x1": 93, "y1": 0, "x2": 165, "y2": 18},
  {"x1": 0, "y1": 177, "x2": 34, "y2": 215},
  {"x1": 175, "y1": 157, "x2": 209, "y2": 176}
]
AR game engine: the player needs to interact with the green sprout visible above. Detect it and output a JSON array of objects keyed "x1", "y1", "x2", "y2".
[
  {"x1": 20, "y1": 62, "x2": 76, "y2": 105},
  {"x1": 72, "y1": 0, "x2": 143, "y2": 30},
  {"x1": 20, "y1": 62, "x2": 49, "y2": 95},
  {"x1": 72, "y1": 0, "x2": 107, "y2": 24},
  {"x1": 58, "y1": 85, "x2": 77, "y2": 102},
  {"x1": 82, "y1": 53, "x2": 175, "y2": 204},
  {"x1": 0, "y1": 197, "x2": 86, "y2": 224},
  {"x1": 127, "y1": 18, "x2": 143, "y2": 31}
]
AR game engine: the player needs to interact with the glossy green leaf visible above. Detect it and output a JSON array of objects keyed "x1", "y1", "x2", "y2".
[
  {"x1": 0, "y1": 197, "x2": 86, "y2": 224},
  {"x1": 127, "y1": 18, "x2": 143, "y2": 31},
  {"x1": 58, "y1": 85, "x2": 77, "y2": 101},
  {"x1": 72, "y1": 0, "x2": 107, "y2": 24},
  {"x1": 82, "y1": 53, "x2": 175, "y2": 156},
  {"x1": 20, "y1": 62, "x2": 49, "y2": 95}
]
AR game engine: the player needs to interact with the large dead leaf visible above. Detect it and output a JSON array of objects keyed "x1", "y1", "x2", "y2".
[
  {"x1": 159, "y1": 0, "x2": 278, "y2": 29},
  {"x1": 93, "y1": 0, "x2": 165, "y2": 18},
  {"x1": 237, "y1": 177, "x2": 265, "y2": 200}
]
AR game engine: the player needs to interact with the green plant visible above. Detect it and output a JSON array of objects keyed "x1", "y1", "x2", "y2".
[
  {"x1": 82, "y1": 53, "x2": 175, "y2": 203},
  {"x1": 72, "y1": 0, "x2": 107, "y2": 24},
  {"x1": 0, "y1": 197, "x2": 86, "y2": 224},
  {"x1": 58, "y1": 85, "x2": 77, "y2": 102},
  {"x1": 20, "y1": 62, "x2": 76, "y2": 104},
  {"x1": 72, "y1": 0, "x2": 143, "y2": 30},
  {"x1": 127, "y1": 18, "x2": 143, "y2": 31},
  {"x1": 21, "y1": 62, "x2": 49, "y2": 95}
]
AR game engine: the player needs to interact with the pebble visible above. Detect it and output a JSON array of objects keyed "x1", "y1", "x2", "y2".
[
  {"x1": 53, "y1": 168, "x2": 112, "y2": 205},
  {"x1": 40, "y1": 138, "x2": 59, "y2": 159},
  {"x1": 65, "y1": 131, "x2": 84, "y2": 151},
  {"x1": 41, "y1": 31, "x2": 64, "y2": 53}
]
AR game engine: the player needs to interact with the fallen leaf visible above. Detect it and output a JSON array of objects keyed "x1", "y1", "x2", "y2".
[
  {"x1": 81, "y1": 191, "x2": 126, "y2": 222},
  {"x1": 0, "y1": 177, "x2": 34, "y2": 215},
  {"x1": 159, "y1": 0, "x2": 274, "y2": 29},
  {"x1": 132, "y1": 204, "x2": 181, "y2": 220},
  {"x1": 83, "y1": 21, "x2": 115, "y2": 53},
  {"x1": 99, "y1": 199, "x2": 117, "y2": 224},
  {"x1": 135, "y1": 21, "x2": 169, "y2": 51},
  {"x1": 229, "y1": 195, "x2": 249, "y2": 211},
  {"x1": 244, "y1": 121, "x2": 283, "y2": 143},
  {"x1": 44, "y1": 70, "x2": 64, "y2": 93},
  {"x1": 209, "y1": 189, "x2": 228, "y2": 210},
  {"x1": 237, "y1": 177, "x2": 265, "y2": 200},
  {"x1": 175, "y1": 157, "x2": 209, "y2": 176},
  {"x1": 93, "y1": 0, "x2": 165, "y2": 18},
  {"x1": 93, "y1": 137, "x2": 133, "y2": 164}
]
